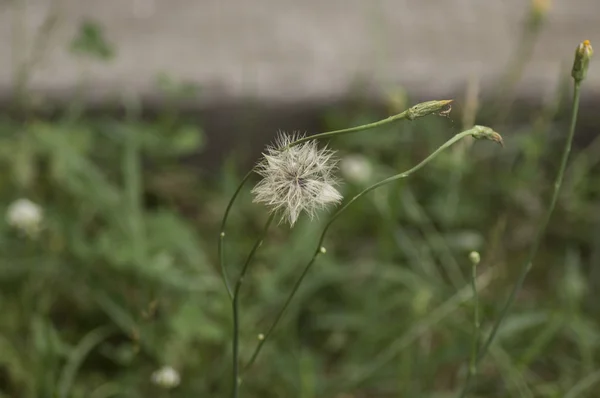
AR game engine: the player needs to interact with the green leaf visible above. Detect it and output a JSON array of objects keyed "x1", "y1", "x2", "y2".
[{"x1": 70, "y1": 20, "x2": 115, "y2": 60}]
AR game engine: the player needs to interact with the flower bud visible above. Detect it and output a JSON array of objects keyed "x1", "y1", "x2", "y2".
[
  {"x1": 529, "y1": 0, "x2": 551, "y2": 27},
  {"x1": 406, "y1": 100, "x2": 453, "y2": 121},
  {"x1": 470, "y1": 125, "x2": 504, "y2": 147},
  {"x1": 572, "y1": 40, "x2": 593, "y2": 83},
  {"x1": 469, "y1": 251, "x2": 481, "y2": 266}
]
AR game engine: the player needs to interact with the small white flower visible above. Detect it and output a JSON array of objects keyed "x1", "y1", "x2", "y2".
[
  {"x1": 6, "y1": 198, "x2": 43, "y2": 236},
  {"x1": 252, "y1": 132, "x2": 343, "y2": 226},
  {"x1": 151, "y1": 366, "x2": 180, "y2": 389},
  {"x1": 340, "y1": 154, "x2": 372, "y2": 185}
]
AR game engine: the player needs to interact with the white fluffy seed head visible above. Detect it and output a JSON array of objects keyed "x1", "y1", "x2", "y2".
[
  {"x1": 151, "y1": 366, "x2": 181, "y2": 389},
  {"x1": 6, "y1": 198, "x2": 43, "y2": 237},
  {"x1": 340, "y1": 154, "x2": 372, "y2": 185},
  {"x1": 252, "y1": 132, "x2": 343, "y2": 226}
]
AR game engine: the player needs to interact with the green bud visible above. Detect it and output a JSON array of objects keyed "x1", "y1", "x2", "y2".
[
  {"x1": 529, "y1": 0, "x2": 551, "y2": 28},
  {"x1": 469, "y1": 251, "x2": 481, "y2": 266},
  {"x1": 470, "y1": 125, "x2": 504, "y2": 147},
  {"x1": 406, "y1": 99, "x2": 453, "y2": 120},
  {"x1": 572, "y1": 40, "x2": 593, "y2": 83}
]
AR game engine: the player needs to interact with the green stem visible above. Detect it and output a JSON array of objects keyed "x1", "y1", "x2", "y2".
[
  {"x1": 289, "y1": 111, "x2": 410, "y2": 147},
  {"x1": 243, "y1": 126, "x2": 494, "y2": 372},
  {"x1": 57, "y1": 325, "x2": 117, "y2": 398},
  {"x1": 458, "y1": 80, "x2": 582, "y2": 398},
  {"x1": 287, "y1": 99, "x2": 452, "y2": 148},
  {"x1": 462, "y1": 257, "x2": 481, "y2": 394},
  {"x1": 231, "y1": 214, "x2": 274, "y2": 398},
  {"x1": 470, "y1": 259, "x2": 480, "y2": 369},
  {"x1": 218, "y1": 99, "x2": 450, "y2": 298},
  {"x1": 219, "y1": 170, "x2": 254, "y2": 300}
]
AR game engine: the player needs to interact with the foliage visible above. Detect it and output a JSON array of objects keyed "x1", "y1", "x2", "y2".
[{"x1": 1, "y1": 8, "x2": 600, "y2": 398}]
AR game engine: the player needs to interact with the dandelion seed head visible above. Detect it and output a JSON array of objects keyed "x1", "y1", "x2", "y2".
[
  {"x1": 340, "y1": 154, "x2": 372, "y2": 185},
  {"x1": 151, "y1": 366, "x2": 181, "y2": 389},
  {"x1": 252, "y1": 132, "x2": 343, "y2": 226},
  {"x1": 6, "y1": 198, "x2": 43, "y2": 237}
]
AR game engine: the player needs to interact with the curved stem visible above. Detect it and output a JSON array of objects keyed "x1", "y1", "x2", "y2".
[
  {"x1": 457, "y1": 81, "x2": 582, "y2": 398},
  {"x1": 219, "y1": 99, "x2": 451, "y2": 299},
  {"x1": 289, "y1": 111, "x2": 410, "y2": 147},
  {"x1": 219, "y1": 170, "x2": 254, "y2": 300},
  {"x1": 243, "y1": 127, "x2": 489, "y2": 372},
  {"x1": 288, "y1": 99, "x2": 453, "y2": 148},
  {"x1": 231, "y1": 214, "x2": 275, "y2": 398}
]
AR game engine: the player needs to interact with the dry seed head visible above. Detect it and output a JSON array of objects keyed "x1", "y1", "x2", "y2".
[
  {"x1": 252, "y1": 132, "x2": 343, "y2": 227},
  {"x1": 151, "y1": 366, "x2": 181, "y2": 389},
  {"x1": 6, "y1": 198, "x2": 43, "y2": 237}
]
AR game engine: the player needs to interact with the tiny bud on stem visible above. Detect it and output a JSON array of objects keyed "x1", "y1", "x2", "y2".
[
  {"x1": 406, "y1": 100, "x2": 453, "y2": 120},
  {"x1": 530, "y1": 0, "x2": 551, "y2": 27},
  {"x1": 470, "y1": 125, "x2": 504, "y2": 147},
  {"x1": 572, "y1": 40, "x2": 593, "y2": 83},
  {"x1": 469, "y1": 251, "x2": 481, "y2": 266}
]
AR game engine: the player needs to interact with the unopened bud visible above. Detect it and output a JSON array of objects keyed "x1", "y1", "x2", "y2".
[
  {"x1": 530, "y1": 0, "x2": 551, "y2": 27},
  {"x1": 572, "y1": 40, "x2": 593, "y2": 83},
  {"x1": 469, "y1": 251, "x2": 481, "y2": 266},
  {"x1": 470, "y1": 125, "x2": 504, "y2": 147},
  {"x1": 406, "y1": 100, "x2": 453, "y2": 121}
]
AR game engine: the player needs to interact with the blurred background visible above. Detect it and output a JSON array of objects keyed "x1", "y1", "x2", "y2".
[{"x1": 1, "y1": 0, "x2": 600, "y2": 397}]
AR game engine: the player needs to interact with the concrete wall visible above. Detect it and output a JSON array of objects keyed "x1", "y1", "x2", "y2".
[{"x1": 0, "y1": 0, "x2": 599, "y2": 105}]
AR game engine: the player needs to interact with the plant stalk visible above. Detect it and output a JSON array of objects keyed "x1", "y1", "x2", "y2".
[
  {"x1": 231, "y1": 213, "x2": 274, "y2": 398},
  {"x1": 218, "y1": 99, "x2": 452, "y2": 300},
  {"x1": 243, "y1": 126, "x2": 502, "y2": 372},
  {"x1": 219, "y1": 170, "x2": 254, "y2": 300},
  {"x1": 457, "y1": 76, "x2": 584, "y2": 398}
]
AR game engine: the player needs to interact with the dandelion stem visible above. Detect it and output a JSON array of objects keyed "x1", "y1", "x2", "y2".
[
  {"x1": 461, "y1": 253, "x2": 481, "y2": 395},
  {"x1": 288, "y1": 100, "x2": 453, "y2": 148},
  {"x1": 288, "y1": 113, "x2": 409, "y2": 147},
  {"x1": 231, "y1": 213, "x2": 274, "y2": 398},
  {"x1": 243, "y1": 126, "x2": 501, "y2": 372},
  {"x1": 457, "y1": 41, "x2": 589, "y2": 398},
  {"x1": 219, "y1": 170, "x2": 254, "y2": 300},
  {"x1": 219, "y1": 99, "x2": 452, "y2": 297},
  {"x1": 479, "y1": 83, "x2": 581, "y2": 363}
]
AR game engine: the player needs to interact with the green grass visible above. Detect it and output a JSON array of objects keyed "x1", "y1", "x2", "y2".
[
  {"x1": 1, "y1": 81, "x2": 599, "y2": 397},
  {"x1": 1, "y1": 7, "x2": 599, "y2": 396}
]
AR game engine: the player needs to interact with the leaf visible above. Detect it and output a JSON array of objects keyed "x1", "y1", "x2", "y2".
[{"x1": 69, "y1": 20, "x2": 115, "y2": 60}]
